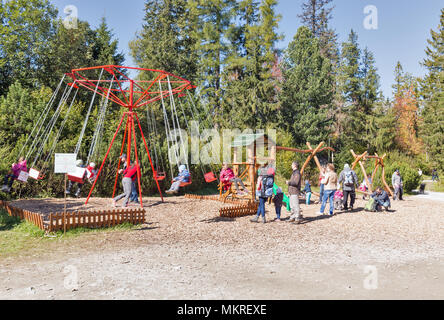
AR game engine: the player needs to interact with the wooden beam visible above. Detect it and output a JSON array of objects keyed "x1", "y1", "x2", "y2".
[
  {"x1": 301, "y1": 142, "x2": 324, "y2": 177},
  {"x1": 351, "y1": 150, "x2": 372, "y2": 194},
  {"x1": 307, "y1": 142, "x2": 323, "y2": 172}
]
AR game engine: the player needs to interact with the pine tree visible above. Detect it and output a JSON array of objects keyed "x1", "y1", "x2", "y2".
[
  {"x1": 420, "y1": 9, "x2": 444, "y2": 169},
  {"x1": 393, "y1": 61, "x2": 405, "y2": 96},
  {"x1": 298, "y1": 0, "x2": 338, "y2": 64},
  {"x1": 187, "y1": 0, "x2": 237, "y2": 124},
  {"x1": 129, "y1": 0, "x2": 197, "y2": 83},
  {"x1": 360, "y1": 47, "x2": 380, "y2": 113},
  {"x1": 93, "y1": 17, "x2": 125, "y2": 67},
  {"x1": 278, "y1": 26, "x2": 334, "y2": 145},
  {"x1": 334, "y1": 30, "x2": 382, "y2": 158},
  {"x1": 223, "y1": 0, "x2": 282, "y2": 129},
  {"x1": 372, "y1": 102, "x2": 398, "y2": 152},
  {"x1": 338, "y1": 29, "x2": 361, "y2": 105}
]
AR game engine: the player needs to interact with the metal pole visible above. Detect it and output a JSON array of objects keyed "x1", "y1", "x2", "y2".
[
  {"x1": 135, "y1": 114, "x2": 164, "y2": 202},
  {"x1": 64, "y1": 174, "x2": 67, "y2": 234},
  {"x1": 85, "y1": 114, "x2": 126, "y2": 205}
]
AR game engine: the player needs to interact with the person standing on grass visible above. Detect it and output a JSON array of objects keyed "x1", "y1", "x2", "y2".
[
  {"x1": 112, "y1": 160, "x2": 139, "y2": 208},
  {"x1": 318, "y1": 163, "x2": 338, "y2": 216},
  {"x1": 338, "y1": 164, "x2": 359, "y2": 211},
  {"x1": 286, "y1": 161, "x2": 303, "y2": 224},
  {"x1": 391, "y1": 169, "x2": 404, "y2": 201}
]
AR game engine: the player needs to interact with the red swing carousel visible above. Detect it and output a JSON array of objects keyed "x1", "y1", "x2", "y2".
[{"x1": 66, "y1": 65, "x2": 195, "y2": 207}]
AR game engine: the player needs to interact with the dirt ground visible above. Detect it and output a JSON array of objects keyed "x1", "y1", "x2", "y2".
[{"x1": 0, "y1": 195, "x2": 443, "y2": 300}]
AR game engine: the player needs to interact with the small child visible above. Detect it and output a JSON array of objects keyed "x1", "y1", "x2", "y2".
[
  {"x1": 303, "y1": 180, "x2": 312, "y2": 205},
  {"x1": 334, "y1": 190, "x2": 343, "y2": 211},
  {"x1": 273, "y1": 187, "x2": 284, "y2": 222},
  {"x1": 359, "y1": 183, "x2": 367, "y2": 200}
]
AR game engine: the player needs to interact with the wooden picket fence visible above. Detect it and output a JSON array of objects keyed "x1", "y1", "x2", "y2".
[
  {"x1": 47, "y1": 209, "x2": 146, "y2": 232},
  {"x1": 185, "y1": 194, "x2": 258, "y2": 218},
  {"x1": 219, "y1": 202, "x2": 259, "y2": 218},
  {"x1": 0, "y1": 200, "x2": 44, "y2": 230},
  {"x1": 0, "y1": 200, "x2": 146, "y2": 232}
]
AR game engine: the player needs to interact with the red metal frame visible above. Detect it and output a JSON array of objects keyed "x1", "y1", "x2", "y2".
[{"x1": 80, "y1": 66, "x2": 194, "y2": 207}]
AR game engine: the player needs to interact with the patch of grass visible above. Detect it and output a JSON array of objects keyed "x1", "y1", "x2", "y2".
[
  {"x1": 0, "y1": 210, "x2": 45, "y2": 256},
  {"x1": 430, "y1": 180, "x2": 444, "y2": 192},
  {"x1": 0, "y1": 209, "x2": 141, "y2": 257}
]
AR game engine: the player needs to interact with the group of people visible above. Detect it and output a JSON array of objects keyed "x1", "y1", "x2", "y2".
[
  {"x1": 0, "y1": 153, "x2": 411, "y2": 216},
  {"x1": 249, "y1": 161, "x2": 401, "y2": 225},
  {"x1": 0, "y1": 156, "x2": 100, "y2": 198}
]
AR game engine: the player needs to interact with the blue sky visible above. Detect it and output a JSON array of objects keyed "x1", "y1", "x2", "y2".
[{"x1": 51, "y1": 0, "x2": 443, "y2": 98}]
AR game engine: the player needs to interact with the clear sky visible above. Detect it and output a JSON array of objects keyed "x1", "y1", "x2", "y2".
[{"x1": 51, "y1": 0, "x2": 443, "y2": 99}]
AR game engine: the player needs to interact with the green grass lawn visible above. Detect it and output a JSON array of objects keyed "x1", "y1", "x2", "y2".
[{"x1": 0, "y1": 209, "x2": 140, "y2": 257}]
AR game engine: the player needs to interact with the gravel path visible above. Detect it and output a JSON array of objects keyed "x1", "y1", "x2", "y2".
[{"x1": 1, "y1": 196, "x2": 443, "y2": 299}]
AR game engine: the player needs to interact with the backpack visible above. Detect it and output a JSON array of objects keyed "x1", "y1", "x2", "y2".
[
  {"x1": 344, "y1": 171, "x2": 354, "y2": 187},
  {"x1": 364, "y1": 197, "x2": 377, "y2": 212},
  {"x1": 261, "y1": 175, "x2": 275, "y2": 198}
]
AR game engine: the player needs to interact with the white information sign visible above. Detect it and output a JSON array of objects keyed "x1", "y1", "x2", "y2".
[{"x1": 54, "y1": 153, "x2": 77, "y2": 174}]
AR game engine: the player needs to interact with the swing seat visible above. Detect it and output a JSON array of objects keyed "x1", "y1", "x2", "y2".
[
  {"x1": 204, "y1": 172, "x2": 217, "y2": 183},
  {"x1": 29, "y1": 168, "x2": 44, "y2": 180},
  {"x1": 154, "y1": 171, "x2": 166, "y2": 181},
  {"x1": 16, "y1": 171, "x2": 29, "y2": 183},
  {"x1": 68, "y1": 167, "x2": 87, "y2": 184},
  {"x1": 173, "y1": 178, "x2": 192, "y2": 188}
]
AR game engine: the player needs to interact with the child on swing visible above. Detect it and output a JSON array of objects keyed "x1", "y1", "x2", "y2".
[{"x1": 2, "y1": 157, "x2": 28, "y2": 193}]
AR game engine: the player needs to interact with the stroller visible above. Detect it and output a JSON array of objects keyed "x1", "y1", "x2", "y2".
[{"x1": 334, "y1": 190, "x2": 343, "y2": 211}]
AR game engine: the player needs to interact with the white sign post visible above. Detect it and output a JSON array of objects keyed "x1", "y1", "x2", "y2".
[
  {"x1": 54, "y1": 154, "x2": 77, "y2": 174},
  {"x1": 54, "y1": 153, "x2": 77, "y2": 234}
]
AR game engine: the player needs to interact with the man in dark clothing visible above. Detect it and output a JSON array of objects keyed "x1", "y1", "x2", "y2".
[
  {"x1": 371, "y1": 188, "x2": 391, "y2": 212},
  {"x1": 338, "y1": 164, "x2": 359, "y2": 210},
  {"x1": 286, "y1": 161, "x2": 302, "y2": 224}
]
